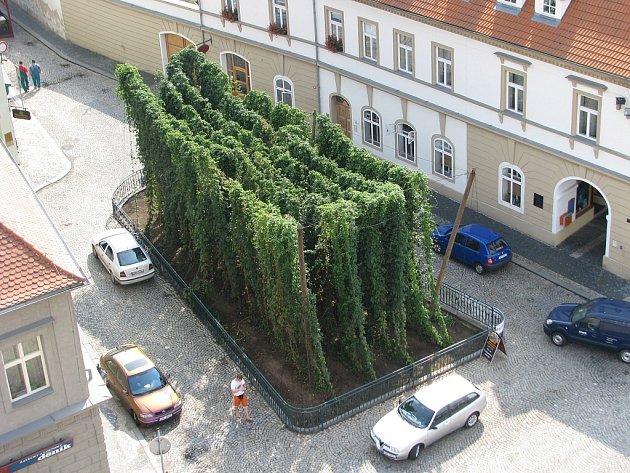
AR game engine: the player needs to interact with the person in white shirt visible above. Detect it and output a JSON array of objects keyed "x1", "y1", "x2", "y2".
[{"x1": 230, "y1": 374, "x2": 252, "y2": 422}]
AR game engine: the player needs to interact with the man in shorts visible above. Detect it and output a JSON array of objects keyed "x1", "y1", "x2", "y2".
[{"x1": 230, "y1": 374, "x2": 253, "y2": 422}]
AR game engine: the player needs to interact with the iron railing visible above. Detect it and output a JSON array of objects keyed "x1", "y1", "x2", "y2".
[{"x1": 112, "y1": 171, "x2": 505, "y2": 433}]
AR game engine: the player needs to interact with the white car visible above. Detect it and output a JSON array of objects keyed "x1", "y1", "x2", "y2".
[
  {"x1": 370, "y1": 373, "x2": 486, "y2": 460},
  {"x1": 91, "y1": 228, "x2": 155, "y2": 285}
]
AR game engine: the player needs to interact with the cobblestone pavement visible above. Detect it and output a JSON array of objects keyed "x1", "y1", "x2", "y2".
[{"x1": 4, "y1": 18, "x2": 629, "y2": 473}]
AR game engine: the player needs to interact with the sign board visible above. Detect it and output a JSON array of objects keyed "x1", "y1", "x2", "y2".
[
  {"x1": 11, "y1": 108, "x2": 31, "y2": 120},
  {"x1": 0, "y1": 439, "x2": 73, "y2": 473},
  {"x1": 480, "y1": 331, "x2": 506, "y2": 363},
  {"x1": 0, "y1": 40, "x2": 7, "y2": 53}
]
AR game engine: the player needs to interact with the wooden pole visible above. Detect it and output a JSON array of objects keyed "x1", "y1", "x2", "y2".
[
  {"x1": 435, "y1": 169, "x2": 476, "y2": 294},
  {"x1": 297, "y1": 223, "x2": 313, "y2": 384}
]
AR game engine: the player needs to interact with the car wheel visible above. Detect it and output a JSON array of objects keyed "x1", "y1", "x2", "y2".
[
  {"x1": 619, "y1": 349, "x2": 630, "y2": 364},
  {"x1": 465, "y1": 412, "x2": 479, "y2": 428},
  {"x1": 551, "y1": 332, "x2": 567, "y2": 347},
  {"x1": 131, "y1": 410, "x2": 140, "y2": 426},
  {"x1": 474, "y1": 262, "x2": 486, "y2": 275},
  {"x1": 407, "y1": 443, "x2": 423, "y2": 460},
  {"x1": 432, "y1": 241, "x2": 442, "y2": 254}
]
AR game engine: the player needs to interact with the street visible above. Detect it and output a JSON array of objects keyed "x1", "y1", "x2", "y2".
[{"x1": 5, "y1": 23, "x2": 629, "y2": 473}]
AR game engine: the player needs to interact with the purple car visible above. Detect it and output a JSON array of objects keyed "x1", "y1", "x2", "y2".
[{"x1": 431, "y1": 223, "x2": 512, "y2": 274}]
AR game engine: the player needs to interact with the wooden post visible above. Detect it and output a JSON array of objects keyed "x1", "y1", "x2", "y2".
[
  {"x1": 297, "y1": 223, "x2": 314, "y2": 383},
  {"x1": 435, "y1": 169, "x2": 476, "y2": 294},
  {"x1": 311, "y1": 110, "x2": 317, "y2": 142}
]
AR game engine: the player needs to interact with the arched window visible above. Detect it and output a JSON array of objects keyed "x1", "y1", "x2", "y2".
[
  {"x1": 222, "y1": 53, "x2": 251, "y2": 95},
  {"x1": 362, "y1": 108, "x2": 381, "y2": 148},
  {"x1": 499, "y1": 163, "x2": 524, "y2": 210},
  {"x1": 433, "y1": 138, "x2": 453, "y2": 178},
  {"x1": 274, "y1": 76, "x2": 294, "y2": 106},
  {"x1": 396, "y1": 122, "x2": 416, "y2": 162}
]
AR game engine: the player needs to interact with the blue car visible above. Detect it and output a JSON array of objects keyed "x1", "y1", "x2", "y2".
[{"x1": 431, "y1": 223, "x2": 512, "y2": 274}]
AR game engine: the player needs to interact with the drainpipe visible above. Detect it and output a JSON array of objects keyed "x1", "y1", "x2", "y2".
[{"x1": 311, "y1": 0, "x2": 321, "y2": 115}]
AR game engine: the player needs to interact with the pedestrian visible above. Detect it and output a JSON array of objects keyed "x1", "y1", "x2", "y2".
[
  {"x1": 230, "y1": 373, "x2": 253, "y2": 422},
  {"x1": 29, "y1": 60, "x2": 42, "y2": 89},
  {"x1": 18, "y1": 61, "x2": 29, "y2": 92}
]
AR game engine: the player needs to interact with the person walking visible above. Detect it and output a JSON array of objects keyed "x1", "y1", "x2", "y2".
[
  {"x1": 18, "y1": 61, "x2": 29, "y2": 92},
  {"x1": 230, "y1": 374, "x2": 253, "y2": 422},
  {"x1": 29, "y1": 60, "x2": 42, "y2": 89}
]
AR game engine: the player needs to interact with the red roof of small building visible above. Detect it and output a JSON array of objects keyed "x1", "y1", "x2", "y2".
[
  {"x1": 0, "y1": 222, "x2": 86, "y2": 311},
  {"x1": 373, "y1": 0, "x2": 630, "y2": 80}
]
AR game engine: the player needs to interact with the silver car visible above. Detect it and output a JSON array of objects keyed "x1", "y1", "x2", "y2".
[{"x1": 370, "y1": 373, "x2": 487, "y2": 460}]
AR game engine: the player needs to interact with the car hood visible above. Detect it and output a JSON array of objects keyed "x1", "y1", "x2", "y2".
[
  {"x1": 135, "y1": 385, "x2": 179, "y2": 413},
  {"x1": 548, "y1": 303, "x2": 578, "y2": 323},
  {"x1": 373, "y1": 409, "x2": 423, "y2": 450}
]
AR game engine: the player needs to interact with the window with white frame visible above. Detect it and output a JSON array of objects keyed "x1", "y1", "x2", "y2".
[
  {"x1": 435, "y1": 46, "x2": 453, "y2": 88},
  {"x1": 506, "y1": 71, "x2": 525, "y2": 114},
  {"x1": 363, "y1": 109, "x2": 381, "y2": 147},
  {"x1": 433, "y1": 138, "x2": 453, "y2": 178},
  {"x1": 500, "y1": 164, "x2": 523, "y2": 209},
  {"x1": 397, "y1": 32, "x2": 414, "y2": 74},
  {"x1": 396, "y1": 123, "x2": 415, "y2": 162},
  {"x1": 542, "y1": 0, "x2": 556, "y2": 15},
  {"x1": 328, "y1": 10, "x2": 343, "y2": 41},
  {"x1": 274, "y1": 76, "x2": 294, "y2": 106},
  {"x1": 2, "y1": 335, "x2": 49, "y2": 401},
  {"x1": 224, "y1": 53, "x2": 251, "y2": 95},
  {"x1": 272, "y1": 0, "x2": 287, "y2": 28},
  {"x1": 577, "y1": 94, "x2": 599, "y2": 140},
  {"x1": 361, "y1": 21, "x2": 378, "y2": 62}
]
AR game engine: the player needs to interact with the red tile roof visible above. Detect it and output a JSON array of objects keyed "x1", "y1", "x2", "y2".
[
  {"x1": 0, "y1": 221, "x2": 86, "y2": 311},
  {"x1": 373, "y1": 0, "x2": 630, "y2": 80}
]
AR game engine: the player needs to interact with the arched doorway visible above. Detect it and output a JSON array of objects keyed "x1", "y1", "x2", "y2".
[
  {"x1": 553, "y1": 177, "x2": 610, "y2": 265},
  {"x1": 330, "y1": 95, "x2": 352, "y2": 138},
  {"x1": 160, "y1": 33, "x2": 194, "y2": 71}
]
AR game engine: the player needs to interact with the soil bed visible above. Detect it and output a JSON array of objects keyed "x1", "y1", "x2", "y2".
[{"x1": 123, "y1": 192, "x2": 478, "y2": 406}]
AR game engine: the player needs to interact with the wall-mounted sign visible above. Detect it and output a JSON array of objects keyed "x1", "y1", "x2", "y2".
[
  {"x1": 11, "y1": 108, "x2": 31, "y2": 120},
  {"x1": 0, "y1": 439, "x2": 73, "y2": 473}
]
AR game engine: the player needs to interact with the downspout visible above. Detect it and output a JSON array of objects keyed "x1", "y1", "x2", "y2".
[{"x1": 311, "y1": 0, "x2": 321, "y2": 114}]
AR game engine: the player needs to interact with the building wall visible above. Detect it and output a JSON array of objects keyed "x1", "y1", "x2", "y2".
[
  {"x1": 0, "y1": 406, "x2": 109, "y2": 473},
  {"x1": 11, "y1": 0, "x2": 66, "y2": 38}
]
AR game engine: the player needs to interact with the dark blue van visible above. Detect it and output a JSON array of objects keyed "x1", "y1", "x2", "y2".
[{"x1": 544, "y1": 298, "x2": 630, "y2": 363}]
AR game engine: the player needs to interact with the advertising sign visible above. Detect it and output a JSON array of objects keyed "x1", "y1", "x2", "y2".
[
  {"x1": 480, "y1": 331, "x2": 506, "y2": 363},
  {"x1": 0, "y1": 439, "x2": 73, "y2": 473}
]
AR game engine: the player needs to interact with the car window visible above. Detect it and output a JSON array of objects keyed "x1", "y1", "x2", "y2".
[
  {"x1": 577, "y1": 317, "x2": 600, "y2": 330},
  {"x1": 454, "y1": 234, "x2": 465, "y2": 245},
  {"x1": 117, "y1": 247, "x2": 147, "y2": 266},
  {"x1": 465, "y1": 239, "x2": 481, "y2": 252},
  {"x1": 99, "y1": 241, "x2": 108, "y2": 252},
  {"x1": 105, "y1": 246, "x2": 114, "y2": 262},
  {"x1": 600, "y1": 320, "x2": 630, "y2": 336},
  {"x1": 397, "y1": 396, "x2": 435, "y2": 429},
  {"x1": 570, "y1": 300, "x2": 597, "y2": 322},
  {"x1": 128, "y1": 368, "x2": 166, "y2": 396},
  {"x1": 487, "y1": 237, "x2": 508, "y2": 253},
  {"x1": 432, "y1": 406, "x2": 450, "y2": 426}
]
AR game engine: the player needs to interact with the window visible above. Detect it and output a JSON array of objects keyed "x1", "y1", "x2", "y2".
[
  {"x1": 542, "y1": 0, "x2": 556, "y2": 15},
  {"x1": 328, "y1": 10, "x2": 343, "y2": 42},
  {"x1": 396, "y1": 32, "x2": 414, "y2": 74},
  {"x1": 272, "y1": 0, "x2": 287, "y2": 28},
  {"x1": 361, "y1": 20, "x2": 378, "y2": 62},
  {"x1": 435, "y1": 45, "x2": 453, "y2": 88},
  {"x1": 362, "y1": 109, "x2": 381, "y2": 148},
  {"x1": 274, "y1": 76, "x2": 294, "y2": 106},
  {"x1": 2, "y1": 336, "x2": 49, "y2": 401},
  {"x1": 223, "y1": 0, "x2": 238, "y2": 20},
  {"x1": 500, "y1": 164, "x2": 523, "y2": 210},
  {"x1": 433, "y1": 138, "x2": 453, "y2": 178},
  {"x1": 224, "y1": 53, "x2": 251, "y2": 95},
  {"x1": 577, "y1": 317, "x2": 600, "y2": 331},
  {"x1": 506, "y1": 71, "x2": 524, "y2": 114},
  {"x1": 577, "y1": 94, "x2": 598, "y2": 140},
  {"x1": 396, "y1": 122, "x2": 415, "y2": 162}
]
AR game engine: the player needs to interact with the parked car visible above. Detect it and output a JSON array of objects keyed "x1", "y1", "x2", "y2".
[
  {"x1": 98, "y1": 344, "x2": 182, "y2": 426},
  {"x1": 91, "y1": 228, "x2": 154, "y2": 284},
  {"x1": 544, "y1": 298, "x2": 630, "y2": 363},
  {"x1": 370, "y1": 374, "x2": 486, "y2": 460},
  {"x1": 431, "y1": 223, "x2": 512, "y2": 274}
]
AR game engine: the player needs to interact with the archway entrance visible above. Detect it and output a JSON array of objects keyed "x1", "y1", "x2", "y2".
[
  {"x1": 554, "y1": 178, "x2": 609, "y2": 266},
  {"x1": 162, "y1": 33, "x2": 194, "y2": 62},
  {"x1": 330, "y1": 95, "x2": 352, "y2": 138}
]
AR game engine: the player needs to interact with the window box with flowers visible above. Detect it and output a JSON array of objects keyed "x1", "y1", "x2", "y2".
[
  {"x1": 222, "y1": 7, "x2": 239, "y2": 22},
  {"x1": 268, "y1": 22, "x2": 287, "y2": 36},
  {"x1": 326, "y1": 35, "x2": 343, "y2": 53}
]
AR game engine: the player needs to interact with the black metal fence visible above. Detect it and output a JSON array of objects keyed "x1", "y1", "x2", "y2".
[{"x1": 112, "y1": 171, "x2": 505, "y2": 433}]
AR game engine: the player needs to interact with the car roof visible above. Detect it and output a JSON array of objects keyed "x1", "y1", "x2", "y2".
[
  {"x1": 460, "y1": 224, "x2": 503, "y2": 244},
  {"x1": 95, "y1": 228, "x2": 141, "y2": 252},
  {"x1": 412, "y1": 374, "x2": 480, "y2": 411},
  {"x1": 109, "y1": 345, "x2": 156, "y2": 376},
  {"x1": 588, "y1": 298, "x2": 630, "y2": 320}
]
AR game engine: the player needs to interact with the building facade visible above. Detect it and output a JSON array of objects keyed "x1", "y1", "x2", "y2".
[
  {"x1": 22, "y1": 0, "x2": 630, "y2": 279},
  {"x1": 0, "y1": 144, "x2": 111, "y2": 473}
]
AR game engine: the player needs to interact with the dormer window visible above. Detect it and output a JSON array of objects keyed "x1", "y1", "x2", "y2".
[
  {"x1": 496, "y1": 0, "x2": 525, "y2": 15},
  {"x1": 542, "y1": 0, "x2": 556, "y2": 15},
  {"x1": 533, "y1": 0, "x2": 572, "y2": 22}
]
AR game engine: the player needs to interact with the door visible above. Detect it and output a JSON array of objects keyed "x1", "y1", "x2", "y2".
[
  {"x1": 332, "y1": 96, "x2": 352, "y2": 138},
  {"x1": 572, "y1": 317, "x2": 605, "y2": 347},
  {"x1": 165, "y1": 34, "x2": 193, "y2": 61}
]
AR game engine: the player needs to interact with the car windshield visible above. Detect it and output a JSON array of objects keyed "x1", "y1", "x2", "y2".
[
  {"x1": 117, "y1": 247, "x2": 147, "y2": 266},
  {"x1": 397, "y1": 396, "x2": 435, "y2": 429},
  {"x1": 487, "y1": 237, "x2": 508, "y2": 253},
  {"x1": 571, "y1": 300, "x2": 596, "y2": 323},
  {"x1": 128, "y1": 368, "x2": 166, "y2": 396}
]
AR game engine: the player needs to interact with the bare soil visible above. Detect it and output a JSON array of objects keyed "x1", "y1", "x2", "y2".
[{"x1": 123, "y1": 193, "x2": 478, "y2": 406}]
